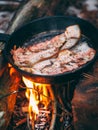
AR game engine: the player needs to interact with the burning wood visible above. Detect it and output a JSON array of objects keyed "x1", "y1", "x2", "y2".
[
  {"x1": 29, "y1": 107, "x2": 52, "y2": 130},
  {"x1": 6, "y1": 77, "x2": 76, "y2": 130},
  {"x1": 21, "y1": 77, "x2": 57, "y2": 130},
  {"x1": 0, "y1": 64, "x2": 21, "y2": 130}
]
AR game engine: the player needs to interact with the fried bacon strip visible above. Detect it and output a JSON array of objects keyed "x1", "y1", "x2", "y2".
[{"x1": 11, "y1": 25, "x2": 96, "y2": 75}]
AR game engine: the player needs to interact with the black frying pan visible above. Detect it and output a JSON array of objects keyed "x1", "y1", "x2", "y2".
[{"x1": 0, "y1": 16, "x2": 98, "y2": 84}]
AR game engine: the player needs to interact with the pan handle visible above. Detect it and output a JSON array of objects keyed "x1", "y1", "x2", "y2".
[{"x1": 0, "y1": 33, "x2": 10, "y2": 42}]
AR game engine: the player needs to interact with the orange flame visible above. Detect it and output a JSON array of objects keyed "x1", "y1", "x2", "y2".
[
  {"x1": 8, "y1": 63, "x2": 20, "y2": 82},
  {"x1": 22, "y1": 76, "x2": 50, "y2": 120},
  {"x1": 22, "y1": 77, "x2": 39, "y2": 119},
  {"x1": 8, "y1": 63, "x2": 16, "y2": 76}
]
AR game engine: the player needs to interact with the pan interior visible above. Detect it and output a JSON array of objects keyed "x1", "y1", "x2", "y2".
[
  {"x1": 9, "y1": 29, "x2": 96, "y2": 76},
  {"x1": 23, "y1": 29, "x2": 64, "y2": 47}
]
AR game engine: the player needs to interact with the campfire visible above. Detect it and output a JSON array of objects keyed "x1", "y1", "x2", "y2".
[
  {"x1": 22, "y1": 76, "x2": 56, "y2": 130},
  {"x1": 6, "y1": 64, "x2": 73, "y2": 130}
]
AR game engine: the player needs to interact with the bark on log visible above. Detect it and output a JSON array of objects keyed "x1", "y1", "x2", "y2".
[
  {"x1": 72, "y1": 62, "x2": 98, "y2": 130},
  {"x1": 6, "y1": 0, "x2": 63, "y2": 34}
]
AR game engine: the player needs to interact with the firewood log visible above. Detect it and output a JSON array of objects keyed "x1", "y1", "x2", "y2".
[
  {"x1": 6, "y1": 0, "x2": 62, "y2": 34},
  {"x1": 72, "y1": 70, "x2": 98, "y2": 130},
  {"x1": 0, "y1": 66, "x2": 21, "y2": 130}
]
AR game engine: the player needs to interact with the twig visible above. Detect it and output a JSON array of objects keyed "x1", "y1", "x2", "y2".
[
  {"x1": 0, "y1": 89, "x2": 25, "y2": 99},
  {"x1": 15, "y1": 118, "x2": 27, "y2": 127}
]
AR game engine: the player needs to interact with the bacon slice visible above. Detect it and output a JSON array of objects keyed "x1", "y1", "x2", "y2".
[
  {"x1": 25, "y1": 25, "x2": 81, "y2": 52},
  {"x1": 11, "y1": 47, "x2": 58, "y2": 67},
  {"x1": 71, "y1": 42, "x2": 96, "y2": 63},
  {"x1": 11, "y1": 25, "x2": 96, "y2": 75},
  {"x1": 28, "y1": 33, "x2": 66, "y2": 52},
  {"x1": 61, "y1": 38, "x2": 79, "y2": 50},
  {"x1": 65, "y1": 24, "x2": 81, "y2": 39}
]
